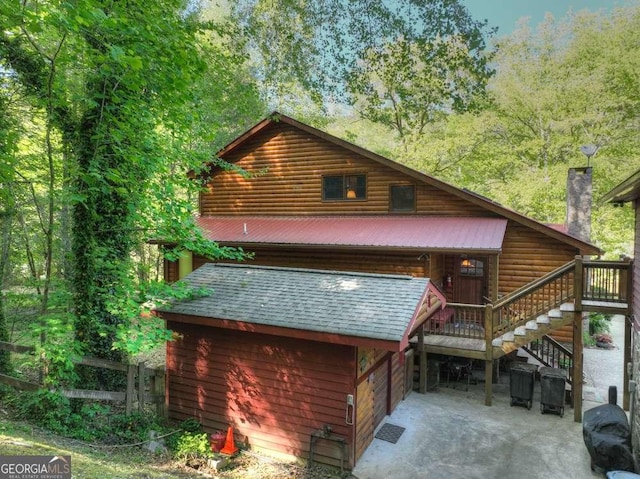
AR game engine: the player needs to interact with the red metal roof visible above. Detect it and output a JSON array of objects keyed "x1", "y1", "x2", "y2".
[{"x1": 196, "y1": 216, "x2": 508, "y2": 251}]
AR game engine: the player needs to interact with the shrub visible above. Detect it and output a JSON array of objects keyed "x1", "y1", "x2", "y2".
[
  {"x1": 10, "y1": 390, "x2": 168, "y2": 444},
  {"x1": 588, "y1": 313, "x2": 611, "y2": 336},
  {"x1": 101, "y1": 411, "x2": 166, "y2": 445},
  {"x1": 173, "y1": 431, "x2": 214, "y2": 461},
  {"x1": 15, "y1": 390, "x2": 77, "y2": 435},
  {"x1": 584, "y1": 331, "x2": 596, "y2": 347}
]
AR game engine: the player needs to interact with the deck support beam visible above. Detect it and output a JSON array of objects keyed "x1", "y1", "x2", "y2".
[
  {"x1": 573, "y1": 256, "x2": 584, "y2": 423},
  {"x1": 418, "y1": 324, "x2": 427, "y2": 394},
  {"x1": 484, "y1": 304, "x2": 494, "y2": 406},
  {"x1": 573, "y1": 310, "x2": 583, "y2": 422},
  {"x1": 484, "y1": 360, "x2": 493, "y2": 406},
  {"x1": 624, "y1": 314, "x2": 631, "y2": 411}
]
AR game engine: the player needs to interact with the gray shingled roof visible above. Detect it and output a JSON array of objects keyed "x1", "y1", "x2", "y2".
[{"x1": 156, "y1": 263, "x2": 431, "y2": 343}]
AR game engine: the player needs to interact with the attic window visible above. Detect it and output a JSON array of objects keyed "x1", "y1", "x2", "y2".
[
  {"x1": 323, "y1": 174, "x2": 366, "y2": 201},
  {"x1": 390, "y1": 185, "x2": 416, "y2": 212}
]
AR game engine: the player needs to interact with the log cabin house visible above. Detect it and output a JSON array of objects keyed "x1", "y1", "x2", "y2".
[{"x1": 154, "y1": 112, "x2": 632, "y2": 469}]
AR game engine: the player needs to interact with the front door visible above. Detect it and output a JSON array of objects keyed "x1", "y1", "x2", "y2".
[{"x1": 455, "y1": 256, "x2": 486, "y2": 305}]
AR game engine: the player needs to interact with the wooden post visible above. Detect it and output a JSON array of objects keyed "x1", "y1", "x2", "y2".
[
  {"x1": 573, "y1": 256, "x2": 584, "y2": 423},
  {"x1": 573, "y1": 311, "x2": 584, "y2": 422},
  {"x1": 138, "y1": 361, "x2": 146, "y2": 412},
  {"x1": 154, "y1": 366, "x2": 167, "y2": 418},
  {"x1": 490, "y1": 255, "x2": 499, "y2": 303},
  {"x1": 126, "y1": 364, "x2": 136, "y2": 414},
  {"x1": 418, "y1": 324, "x2": 427, "y2": 394},
  {"x1": 484, "y1": 304, "x2": 494, "y2": 406},
  {"x1": 574, "y1": 255, "x2": 583, "y2": 311},
  {"x1": 624, "y1": 314, "x2": 631, "y2": 411}
]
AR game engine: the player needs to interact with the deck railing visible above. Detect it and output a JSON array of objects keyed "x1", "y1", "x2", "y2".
[
  {"x1": 425, "y1": 258, "x2": 632, "y2": 342},
  {"x1": 491, "y1": 261, "x2": 576, "y2": 338},
  {"x1": 424, "y1": 304, "x2": 485, "y2": 339},
  {"x1": 522, "y1": 335, "x2": 573, "y2": 384},
  {"x1": 579, "y1": 258, "x2": 633, "y2": 309}
]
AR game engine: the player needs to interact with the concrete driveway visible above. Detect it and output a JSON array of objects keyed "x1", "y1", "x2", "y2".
[
  {"x1": 353, "y1": 315, "x2": 627, "y2": 479},
  {"x1": 352, "y1": 379, "x2": 597, "y2": 479}
]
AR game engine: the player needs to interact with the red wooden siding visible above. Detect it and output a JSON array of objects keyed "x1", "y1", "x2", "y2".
[
  {"x1": 372, "y1": 360, "x2": 388, "y2": 429},
  {"x1": 166, "y1": 321, "x2": 356, "y2": 467},
  {"x1": 390, "y1": 352, "x2": 404, "y2": 411},
  {"x1": 354, "y1": 347, "x2": 375, "y2": 463},
  {"x1": 201, "y1": 123, "x2": 491, "y2": 217},
  {"x1": 353, "y1": 347, "x2": 404, "y2": 463}
]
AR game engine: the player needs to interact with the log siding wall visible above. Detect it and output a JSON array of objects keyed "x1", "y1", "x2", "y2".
[
  {"x1": 193, "y1": 248, "x2": 429, "y2": 278},
  {"x1": 499, "y1": 222, "x2": 577, "y2": 294},
  {"x1": 166, "y1": 322, "x2": 356, "y2": 468},
  {"x1": 201, "y1": 123, "x2": 492, "y2": 217},
  {"x1": 193, "y1": 122, "x2": 579, "y2": 300}
]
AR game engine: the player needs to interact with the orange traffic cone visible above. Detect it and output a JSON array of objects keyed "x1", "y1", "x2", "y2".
[{"x1": 220, "y1": 426, "x2": 238, "y2": 455}]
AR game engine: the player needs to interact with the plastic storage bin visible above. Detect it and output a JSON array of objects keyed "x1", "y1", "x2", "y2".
[
  {"x1": 540, "y1": 367, "x2": 567, "y2": 417},
  {"x1": 509, "y1": 362, "x2": 538, "y2": 409}
]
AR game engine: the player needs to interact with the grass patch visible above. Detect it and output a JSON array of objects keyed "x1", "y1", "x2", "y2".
[{"x1": 0, "y1": 416, "x2": 193, "y2": 479}]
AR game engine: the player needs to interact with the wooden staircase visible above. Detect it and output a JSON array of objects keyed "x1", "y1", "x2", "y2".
[
  {"x1": 421, "y1": 257, "x2": 631, "y2": 361},
  {"x1": 521, "y1": 335, "x2": 574, "y2": 383},
  {"x1": 415, "y1": 257, "x2": 632, "y2": 416},
  {"x1": 492, "y1": 303, "x2": 575, "y2": 358}
]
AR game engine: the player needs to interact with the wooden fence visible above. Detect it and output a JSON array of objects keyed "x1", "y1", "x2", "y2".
[{"x1": 0, "y1": 340, "x2": 166, "y2": 417}]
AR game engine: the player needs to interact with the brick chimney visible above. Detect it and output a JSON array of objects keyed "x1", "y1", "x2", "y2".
[{"x1": 566, "y1": 167, "x2": 592, "y2": 242}]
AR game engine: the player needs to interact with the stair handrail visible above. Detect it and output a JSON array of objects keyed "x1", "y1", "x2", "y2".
[
  {"x1": 491, "y1": 260, "x2": 576, "y2": 337},
  {"x1": 492, "y1": 260, "x2": 576, "y2": 310},
  {"x1": 522, "y1": 335, "x2": 573, "y2": 383}
]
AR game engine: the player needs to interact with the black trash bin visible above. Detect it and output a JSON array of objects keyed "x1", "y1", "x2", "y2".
[
  {"x1": 540, "y1": 367, "x2": 566, "y2": 417},
  {"x1": 509, "y1": 362, "x2": 538, "y2": 409},
  {"x1": 583, "y1": 403, "x2": 635, "y2": 474}
]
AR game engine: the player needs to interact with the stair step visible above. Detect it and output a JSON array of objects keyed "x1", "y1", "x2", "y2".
[
  {"x1": 548, "y1": 309, "x2": 563, "y2": 319},
  {"x1": 525, "y1": 320, "x2": 538, "y2": 330},
  {"x1": 560, "y1": 302, "x2": 575, "y2": 312},
  {"x1": 501, "y1": 331, "x2": 515, "y2": 342},
  {"x1": 536, "y1": 314, "x2": 550, "y2": 324},
  {"x1": 514, "y1": 326, "x2": 527, "y2": 336}
]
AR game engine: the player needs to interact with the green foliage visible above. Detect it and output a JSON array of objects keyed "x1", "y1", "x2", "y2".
[
  {"x1": 232, "y1": 0, "x2": 495, "y2": 142},
  {"x1": 165, "y1": 418, "x2": 210, "y2": 459},
  {"x1": 393, "y1": 6, "x2": 640, "y2": 257},
  {"x1": 102, "y1": 411, "x2": 166, "y2": 445},
  {"x1": 109, "y1": 280, "x2": 211, "y2": 356},
  {"x1": 14, "y1": 390, "x2": 75, "y2": 435},
  {"x1": 1, "y1": 0, "x2": 258, "y2": 387},
  {"x1": 10, "y1": 388, "x2": 167, "y2": 443},
  {"x1": 172, "y1": 431, "x2": 214, "y2": 461},
  {"x1": 588, "y1": 313, "x2": 611, "y2": 336},
  {"x1": 0, "y1": 295, "x2": 11, "y2": 374},
  {"x1": 31, "y1": 313, "x2": 82, "y2": 387},
  {"x1": 584, "y1": 331, "x2": 596, "y2": 348}
]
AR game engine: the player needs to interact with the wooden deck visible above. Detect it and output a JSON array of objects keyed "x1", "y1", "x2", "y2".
[
  {"x1": 412, "y1": 336, "x2": 487, "y2": 360},
  {"x1": 581, "y1": 300, "x2": 629, "y2": 314}
]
